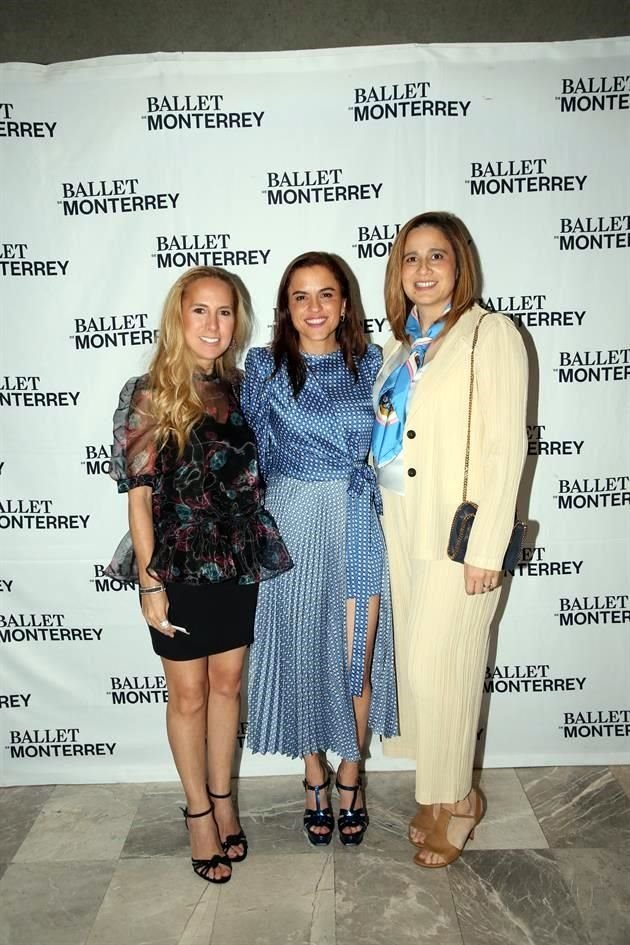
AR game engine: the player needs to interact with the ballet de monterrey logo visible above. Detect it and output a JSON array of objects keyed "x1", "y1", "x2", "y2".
[
  {"x1": 108, "y1": 675, "x2": 168, "y2": 705},
  {"x1": 0, "y1": 612, "x2": 102, "y2": 643},
  {"x1": 0, "y1": 101, "x2": 57, "y2": 137},
  {"x1": 467, "y1": 158, "x2": 587, "y2": 196},
  {"x1": 353, "y1": 223, "x2": 401, "y2": 259},
  {"x1": 556, "y1": 594, "x2": 629, "y2": 627},
  {"x1": 0, "y1": 692, "x2": 31, "y2": 708},
  {"x1": 6, "y1": 727, "x2": 116, "y2": 759},
  {"x1": 142, "y1": 93, "x2": 264, "y2": 130},
  {"x1": 83, "y1": 447, "x2": 113, "y2": 477},
  {"x1": 153, "y1": 232, "x2": 271, "y2": 269},
  {"x1": 556, "y1": 215, "x2": 630, "y2": 250},
  {"x1": 554, "y1": 349, "x2": 629, "y2": 383},
  {"x1": 484, "y1": 663, "x2": 586, "y2": 694},
  {"x1": 1, "y1": 241, "x2": 68, "y2": 277},
  {"x1": 527, "y1": 425, "x2": 584, "y2": 457},
  {"x1": 554, "y1": 476, "x2": 630, "y2": 510},
  {"x1": 351, "y1": 80, "x2": 471, "y2": 121},
  {"x1": 557, "y1": 73, "x2": 630, "y2": 112},
  {"x1": 504, "y1": 545, "x2": 583, "y2": 578},
  {"x1": 484, "y1": 294, "x2": 586, "y2": 329},
  {"x1": 560, "y1": 710, "x2": 630, "y2": 739},
  {"x1": 58, "y1": 177, "x2": 180, "y2": 216},
  {"x1": 263, "y1": 168, "x2": 382, "y2": 206},
  {"x1": 0, "y1": 499, "x2": 89, "y2": 531},
  {"x1": 91, "y1": 564, "x2": 135, "y2": 592},
  {"x1": 0, "y1": 376, "x2": 80, "y2": 408},
  {"x1": 70, "y1": 313, "x2": 158, "y2": 351}
]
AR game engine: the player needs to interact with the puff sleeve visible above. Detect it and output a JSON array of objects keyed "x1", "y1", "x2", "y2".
[
  {"x1": 109, "y1": 375, "x2": 158, "y2": 493},
  {"x1": 363, "y1": 343, "x2": 383, "y2": 385},
  {"x1": 241, "y1": 348, "x2": 274, "y2": 480}
]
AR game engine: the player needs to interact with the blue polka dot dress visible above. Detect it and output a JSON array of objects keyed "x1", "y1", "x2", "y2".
[{"x1": 241, "y1": 345, "x2": 398, "y2": 760}]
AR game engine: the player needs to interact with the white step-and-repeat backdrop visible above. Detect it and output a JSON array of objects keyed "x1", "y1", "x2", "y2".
[{"x1": 1, "y1": 39, "x2": 629, "y2": 785}]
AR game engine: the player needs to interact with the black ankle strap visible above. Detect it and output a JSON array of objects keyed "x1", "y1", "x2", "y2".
[
  {"x1": 182, "y1": 805, "x2": 213, "y2": 819},
  {"x1": 207, "y1": 788, "x2": 232, "y2": 799},
  {"x1": 303, "y1": 775, "x2": 330, "y2": 792},
  {"x1": 336, "y1": 777, "x2": 362, "y2": 809}
]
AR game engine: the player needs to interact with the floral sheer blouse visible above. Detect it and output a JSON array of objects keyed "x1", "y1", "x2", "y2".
[{"x1": 105, "y1": 372, "x2": 292, "y2": 586}]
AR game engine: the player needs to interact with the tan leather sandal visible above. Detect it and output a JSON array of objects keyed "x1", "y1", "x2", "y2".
[
  {"x1": 408, "y1": 805, "x2": 437, "y2": 848},
  {"x1": 413, "y1": 789, "x2": 484, "y2": 868}
]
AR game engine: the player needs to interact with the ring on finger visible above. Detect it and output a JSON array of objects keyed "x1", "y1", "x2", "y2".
[{"x1": 159, "y1": 619, "x2": 169, "y2": 629}]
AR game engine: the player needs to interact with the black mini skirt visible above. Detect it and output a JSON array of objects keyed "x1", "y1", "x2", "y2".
[{"x1": 148, "y1": 579, "x2": 258, "y2": 661}]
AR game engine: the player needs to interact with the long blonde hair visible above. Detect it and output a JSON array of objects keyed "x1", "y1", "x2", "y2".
[
  {"x1": 148, "y1": 266, "x2": 252, "y2": 455},
  {"x1": 384, "y1": 212, "x2": 479, "y2": 342}
]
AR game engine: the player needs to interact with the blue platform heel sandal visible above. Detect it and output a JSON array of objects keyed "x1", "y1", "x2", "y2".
[
  {"x1": 303, "y1": 774, "x2": 334, "y2": 846},
  {"x1": 336, "y1": 775, "x2": 369, "y2": 846},
  {"x1": 180, "y1": 805, "x2": 232, "y2": 884},
  {"x1": 207, "y1": 788, "x2": 248, "y2": 863}
]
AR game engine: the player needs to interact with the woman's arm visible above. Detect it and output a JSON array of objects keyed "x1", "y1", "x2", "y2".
[
  {"x1": 241, "y1": 348, "x2": 272, "y2": 479},
  {"x1": 128, "y1": 485, "x2": 174, "y2": 637},
  {"x1": 464, "y1": 316, "x2": 528, "y2": 576}
]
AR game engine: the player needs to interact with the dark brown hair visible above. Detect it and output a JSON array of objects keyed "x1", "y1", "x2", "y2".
[
  {"x1": 272, "y1": 251, "x2": 367, "y2": 397},
  {"x1": 384, "y1": 212, "x2": 479, "y2": 342}
]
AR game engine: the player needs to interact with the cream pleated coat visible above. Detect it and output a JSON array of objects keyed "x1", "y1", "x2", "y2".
[{"x1": 375, "y1": 304, "x2": 528, "y2": 803}]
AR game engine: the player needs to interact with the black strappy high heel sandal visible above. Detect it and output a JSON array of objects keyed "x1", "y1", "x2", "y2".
[
  {"x1": 207, "y1": 788, "x2": 248, "y2": 863},
  {"x1": 180, "y1": 805, "x2": 232, "y2": 884},
  {"x1": 336, "y1": 776, "x2": 369, "y2": 846},
  {"x1": 303, "y1": 775, "x2": 334, "y2": 846}
]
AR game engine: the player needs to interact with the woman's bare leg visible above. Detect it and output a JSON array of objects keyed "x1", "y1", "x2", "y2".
[
  {"x1": 336, "y1": 595, "x2": 380, "y2": 835},
  {"x1": 303, "y1": 751, "x2": 332, "y2": 837},
  {"x1": 162, "y1": 656, "x2": 230, "y2": 880},
  {"x1": 206, "y1": 645, "x2": 247, "y2": 859}
]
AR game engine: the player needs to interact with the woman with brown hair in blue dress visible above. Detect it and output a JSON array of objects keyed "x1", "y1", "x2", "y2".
[{"x1": 242, "y1": 252, "x2": 397, "y2": 846}]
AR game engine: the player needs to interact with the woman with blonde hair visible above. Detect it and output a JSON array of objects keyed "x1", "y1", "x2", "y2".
[
  {"x1": 372, "y1": 212, "x2": 527, "y2": 867},
  {"x1": 106, "y1": 266, "x2": 291, "y2": 883}
]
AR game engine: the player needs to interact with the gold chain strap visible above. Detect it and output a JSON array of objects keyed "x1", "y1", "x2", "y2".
[{"x1": 462, "y1": 312, "x2": 487, "y2": 503}]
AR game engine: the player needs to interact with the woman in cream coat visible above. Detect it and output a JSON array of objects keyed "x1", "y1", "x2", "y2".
[{"x1": 372, "y1": 211, "x2": 528, "y2": 868}]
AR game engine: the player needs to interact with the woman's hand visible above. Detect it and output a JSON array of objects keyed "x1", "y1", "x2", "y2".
[
  {"x1": 127, "y1": 487, "x2": 174, "y2": 637},
  {"x1": 464, "y1": 564, "x2": 501, "y2": 596},
  {"x1": 140, "y1": 589, "x2": 175, "y2": 638}
]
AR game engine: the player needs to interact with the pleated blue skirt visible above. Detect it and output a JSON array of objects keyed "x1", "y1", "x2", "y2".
[{"x1": 247, "y1": 475, "x2": 398, "y2": 760}]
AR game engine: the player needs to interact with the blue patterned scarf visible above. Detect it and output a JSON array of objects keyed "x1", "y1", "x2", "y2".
[{"x1": 371, "y1": 309, "x2": 445, "y2": 467}]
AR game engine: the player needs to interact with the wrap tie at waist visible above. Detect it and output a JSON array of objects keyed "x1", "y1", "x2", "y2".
[
  {"x1": 347, "y1": 463, "x2": 383, "y2": 515},
  {"x1": 346, "y1": 462, "x2": 382, "y2": 697}
]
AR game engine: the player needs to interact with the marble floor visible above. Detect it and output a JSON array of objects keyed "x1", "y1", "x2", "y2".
[{"x1": 1, "y1": 765, "x2": 629, "y2": 945}]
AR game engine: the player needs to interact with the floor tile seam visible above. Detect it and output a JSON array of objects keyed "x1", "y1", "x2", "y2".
[
  {"x1": 175, "y1": 883, "x2": 220, "y2": 945},
  {"x1": 3, "y1": 856, "x2": 122, "y2": 868},
  {"x1": 308, "y1": 856, "x2": 331, "y2": 945},
  {"x1": 512, "y1": 771, "x2": 562, "y2": 848},
  {"x1": 84, "y1": 854, "x2": 210, "y2": 945},
  {"x1": 14, "y1": 843, "x2": 138, "y2": 864},
  {"x1": 80, "y1": 856, "x2": 122, "y2": 945},
  {"x1": 608, "y1": 765, "x2": 630, "y2": 798},
  {"x1": 443, "y1": 860, "x2": 466, "y2": 945},
  {"x1": 449, "y1": 849, "x2": 596, "y2": 945},
  {"x1": 546, "y1": 848, "x2": 599, "y2": 945}
]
